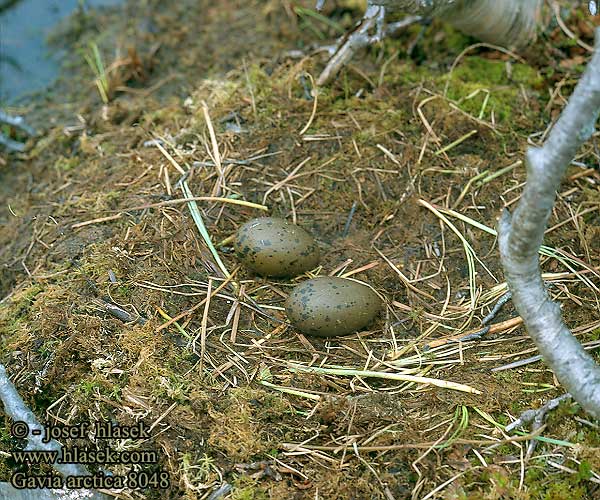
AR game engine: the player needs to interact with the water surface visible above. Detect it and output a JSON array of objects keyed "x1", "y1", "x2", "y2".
[{"x1": 0, "y1": 0, "x2": 123, "y2": 104}]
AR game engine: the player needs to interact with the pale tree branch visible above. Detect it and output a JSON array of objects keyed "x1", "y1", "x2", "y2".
[
  {"x1": 361, "y1": 0, "x2": 455, "y2": 14},
  {"x1": 0, "y1": 110, "x2": 36, "y2": 153},
  {"x1": 0, "y1": 364, "x2": 110, "y2": 499},
  {"x1": 317, "y1": 7, "x2": 421, "y2": 85},
  {"x1": 316, "y1": 0, "x2": 542, "y2": 85},
  {"x1": 369, "y1": 0, "x2": 541, "y2": 46},
  {"x1": 498, "y1": 28, "x2": 600, "y2": 419}
]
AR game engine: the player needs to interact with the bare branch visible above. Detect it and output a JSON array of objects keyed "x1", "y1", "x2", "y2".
[
  {"x1": 506, "y1": 393, "x2": 572, "y2": 458},
  {"x1": 0, "y1": 111, "x2": 36, "y2": 136},
  {"x1": 0, "y1": 364, "x2": 109, "y2": 499},
  {"x1": 0, "y1": 110, "x2": 36, "y2": 152},
  {"x1": 498, "y1": 28, "x2": 600, "y2": 419},
  {"x1": 0, "y1": 364, "x2": 86, "y2": 478},
  {"x1": 317, "y1": 7, "x2": 421, "y2": 85},
  {"x1": 316, "y1": 0, "x2": 541, "y2": 85},
  {"x1": 370, "y1": 0, "x2": 541, "y2": 47},
  {"x1": 0, "y1": 134, "x2": 26, "y2": 152},
  {"x1": 364, "y1": 0, "x2": 455, "y2": 14}
]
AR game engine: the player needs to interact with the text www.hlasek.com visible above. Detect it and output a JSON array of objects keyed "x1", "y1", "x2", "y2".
[
  {"x1": 11, "y1": 447, "x2": 170, "y2": 490},
  {"x1": 9, "y1": 420, "x2": 170, "y2": 490},
  {"x1": 12, "y1": 448, "x2": 158, "y2": 465}
]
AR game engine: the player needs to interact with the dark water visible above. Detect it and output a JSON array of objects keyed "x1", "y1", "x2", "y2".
[{"x1": 0, "y1": 0, "x2": 123, "y2": 104}]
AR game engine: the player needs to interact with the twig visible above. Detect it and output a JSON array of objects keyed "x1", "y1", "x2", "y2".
[
  {"x1": 0, "y1": 110, "x2": 36, "y2": 136},
  {"x1": 71, "y1": 214, "x2": 122, "y2": 229},
  {"x1": 317, "y1": 7, "x2": 421, "y2": 85},
  {"x1": 298, "y1": 73, "x2": 318, "y2": 135},
  {"x1": 342, "y1": 201, "x2": 358, "y2": 237},
  {"x1": 0, "y1": 109, "x2": 36, "y2": 151},
  {"x1": 0, "y1": 364, "x2": 109, "y2": 499},
  {"x1": 506, "y1": 393, "x2": 572, "y2": 459},
  {"x1": 425, "y1": 316, "x2": 523, "y2": 349},
  {"x1": 113, "y1": 196, "x2": 268, "y2": 213},
  {"x1": 482, "y1": 291, "x2": 512, "y2": 325},
  {"x1": 283, "y1": 424, "x2": 547, "y2": 452},
  {"x1": 497, "y1": 28, "x2": 600, "y2": 419},
  {"x1": 102, "y1": 300, "x2": 147, "y2": 325}
]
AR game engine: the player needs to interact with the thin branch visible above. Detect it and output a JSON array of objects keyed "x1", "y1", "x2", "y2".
[
  {"x1": 0, "y1": 110, "x2": 36, "y2": 152},
  {"x1": 0, "y1": 364, "x2": 85, "y2": 478},
  {"x1": 506, "y1": 393, "x2": 572, "y2": 459},
  {"x1": 316, "y1": 0, "x2": 541, "y2": 85},
  {"x1": 317, "y1": 7, "x2": 421, "y2": 85},
  {"x1": 498, "y1": 28, "x2": 600, "y2": 419},
  {"x1": 369, "y1": 0, "x2": 541, "y2": 45},
  {"x1": 0, "y1": 364, "x2": 109, "y2": 499},
  {"x1": 0, "y1": 111, "x2": 36, "y2": 136}
]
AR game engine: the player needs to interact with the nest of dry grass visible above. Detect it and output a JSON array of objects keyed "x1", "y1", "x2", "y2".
[{"x1": 1, "y1": 1, "x2": 600, "y2": 499}]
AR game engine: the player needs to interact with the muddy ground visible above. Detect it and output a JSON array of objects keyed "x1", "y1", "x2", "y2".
[{"x1": 1, "y1": 1, "x2": 600, "y2": 499}]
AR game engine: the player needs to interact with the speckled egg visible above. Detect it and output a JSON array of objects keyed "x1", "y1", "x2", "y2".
[
  {"x1": 286, "y1": 277, "x2": 382, "y2": 337},
  {"x1": 234, "y1": 217, "x2": 320, "y2": 278}
]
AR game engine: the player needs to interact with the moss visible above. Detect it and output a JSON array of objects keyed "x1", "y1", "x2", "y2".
[
  {"x1": 375, "y1": 54, "x2": 544, "y2": 126},
  {"x1": 74, "y1": 376, "x2": 123, "y2": 402},
  {"x1": 440, "y1": 24, "x2": 473, "y2": 53},
  {"x1": 542, "y1": 481, "x2": 587, "y2": 500},
  {"x1": 230, "y1": 476, "x2": 268, "y2": 500},
  {"x1": 466, "y1": 464, "x2": 594, "y2": 499},
  {"x1": 2, "y1": 1, "x2": 599, "y2": 498},
  {"x1": 0, "y1": 284, "x2": 43, "y2": 320},
  {"x1": 245, "y1": 64, "x2": 273, "y2": 104},
  {"x1": 492, "y1": 370, "x2": 518, "y2": 385},
  {"x1": 0, "y1": 422, "x2": 13, "y2": 478},
  {"x1": 440, "y1": 57, "x2": 543, "y2": 124},
  {"x1": 54, "y1": 155, "x2": 80, "y2": 171},
  {"x1": 149, "y1": 371, "x2": 191, "y2": 404},
  {"x1": 178, "y1": 453, "x2": 222, "y2": 493},
  {"x1": 381, "y1": 61, "x2": 437, "y2": 86},
  {"x1": 452, "y1": 56, "x2": 542, "y2": 87},
  {"x1": 0, "y1": 284, "x2": 44, "y2": 354},
  {"x1": 115, "y1": 284, "x2": 133, "y2": 299},
  {"x1": 521, "y1": 454, "x2": 598, "y2": 499},
  {"x1": 76, "y1": 379, "x2": 104, "y2": 397},
  {"x1": 207, "y1": 387, "x2": 283, "y2": 462}
]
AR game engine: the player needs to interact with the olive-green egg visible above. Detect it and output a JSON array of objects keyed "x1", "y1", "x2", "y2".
[
  {"x1": 234, "y1": 217, "x2": 320, "y2": 278},
  {"x1": 285, "y1": 277, "x2": 382, "y2": 337}
]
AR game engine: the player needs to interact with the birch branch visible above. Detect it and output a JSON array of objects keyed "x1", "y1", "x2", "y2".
[
  {"x1": 0, "y1": 110, "x2": 36, "y2": 152},
  {"x1": 498, "y1": 28, "x2": 600, "y2": 419},
  {"x1": 316, "y1": 0, "x2": 541, "y2": 84},
  {"x1": 317, "y1": 7, "x2": 421, "y2": 85},
  {"x1": 0, "y1": 364, "x2": 109, "y2": 499},
  {"x1": 369, "y1": 0, "x2": 541, "y2": 47}
]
